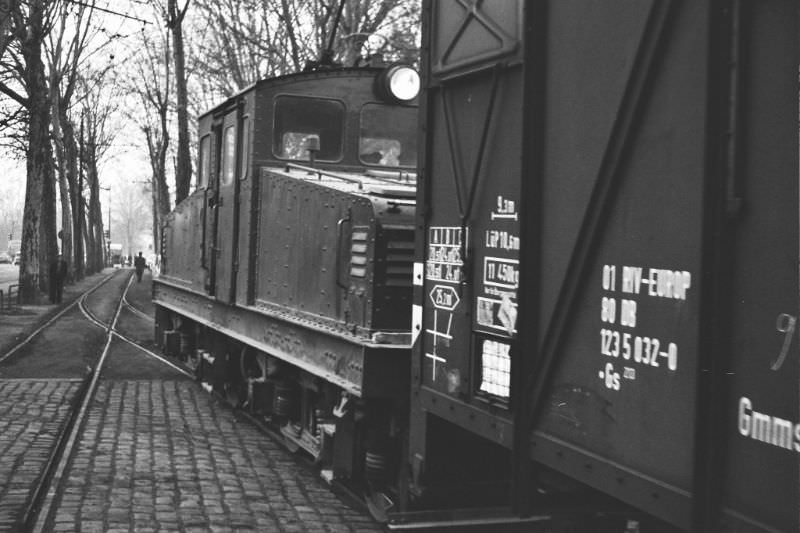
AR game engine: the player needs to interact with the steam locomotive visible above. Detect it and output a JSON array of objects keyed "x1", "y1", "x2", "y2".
[{"x1": 156, "y1": 1, "x2": 799, "y2": 531}]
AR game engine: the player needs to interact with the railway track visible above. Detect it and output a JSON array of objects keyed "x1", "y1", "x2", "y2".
[
  {"x1": 0, "y1": 270, "x2": 189, "y2": 532},
  {"x1": 4, "y1": 270, "x2": 372, "y2": 530},
  {"x1": 0, "y1": 270, "x2": 388, "y2": 532},
  {"x1": 77, "y1": 274, "x2": 191, "y2": 380},
  {"x1": 0, "y1": 271, "x2": 116, "y2": 365}
]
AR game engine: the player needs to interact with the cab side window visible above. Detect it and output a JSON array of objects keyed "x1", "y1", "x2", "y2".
[
  {"x1": 359, "y1": 103, "x2": 417, "y2": 168},
  {"x1": 198, "y1": 135, "x2": 210, "y2": 188},
  {"x1": 273, "y1": 95, "x2": 345, "y2": 162},
  {"x1": 221, "y1": 126, "x2": 235, "y2": 186}
]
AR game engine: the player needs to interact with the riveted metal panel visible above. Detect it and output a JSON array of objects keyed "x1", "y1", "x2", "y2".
[
  {"x1": 253, "y1": 168, "x2": 415, "y2": 339},
  {"x1": 160, "y1": 191, "x2": 206, "y2": 291},
  {"x1": 254, "y1": 170, "x2": 375, "y2": 330}
]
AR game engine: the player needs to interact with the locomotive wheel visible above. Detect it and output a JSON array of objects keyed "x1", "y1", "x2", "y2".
[
  {"x1": 365, "y1": 491, "x2": 393, "y2": 524},
  {"x1": 217, "y1": 348, "x2": 246, "y2": 407},
  {"x1": 185, "y1": 350, "x2": 200, "y2": 373},
  {"x1": 240, "y1": 348, "x2": 267, "y2": 381},
  {"x1": 223, "y1": 382, "x2": 247, "y2": 407},
  {"x1": 280, "y1": 423, "x2": 302, "y2": 453}
]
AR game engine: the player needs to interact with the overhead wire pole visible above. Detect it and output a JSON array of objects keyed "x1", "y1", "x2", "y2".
[
  {"x1": 99, "y1": 186, "x2": 110, "y2": 265},
  {"x1": 74, "y1": 112, "x2": 85, "y2": 279}
]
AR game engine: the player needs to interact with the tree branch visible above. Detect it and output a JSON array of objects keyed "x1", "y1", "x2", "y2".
[
  {"x1": 0, "y1": 81, "x2": 29, "y2": 107},
  {"x1": 178, "y1": 0, "x2": 191, "y2": 23}
]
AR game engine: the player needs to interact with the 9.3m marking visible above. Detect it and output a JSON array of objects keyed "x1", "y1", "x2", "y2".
[{"x1": 600, "y1": 328, "x2": 678, "y2": 371}]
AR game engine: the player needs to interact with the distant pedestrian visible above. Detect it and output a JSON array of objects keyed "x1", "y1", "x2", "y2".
[
  {"x1": 134, "y1": 251, "x2": 146, "y2": 282},
  {"x1": 49, "y1": 254, "x2": 68, "y2": 303}
]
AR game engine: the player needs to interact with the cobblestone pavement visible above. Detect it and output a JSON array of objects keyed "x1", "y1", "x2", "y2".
[
  {"x1": 44, "y1": 380, "x2": 383, "y2": 533},
  {"x1": 1, "y1": 270, "x2": 385, "y2": 532},
  {"x1": 0, "y1": 379, "x2": 82, "y2": 530}
]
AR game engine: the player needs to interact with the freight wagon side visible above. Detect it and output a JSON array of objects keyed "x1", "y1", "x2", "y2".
[{"x1": 404, "y1": 1, "x2": 799, "y2": 531}]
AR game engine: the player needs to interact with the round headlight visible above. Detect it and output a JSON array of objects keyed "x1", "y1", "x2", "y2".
[
  {"x1": 387, "y1": 66, "x2": 420, "y2": 102},
  {"x1": 376, "y1": 65, "x2": 420, "y2": 103}
]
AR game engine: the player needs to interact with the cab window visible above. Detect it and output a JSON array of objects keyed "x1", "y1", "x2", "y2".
[
  {"x1": 273, "y1": 95, "x2": 345, "y2": 162},
  {"x1": 198, "y1": 135, "x2": 210, "y2": 188},
  {"x1": 221, "y1": 126, "x2": 235, "y2": 186},
  {"x1": 359, "y1": 103, "x2": 417, "y2": 168}
]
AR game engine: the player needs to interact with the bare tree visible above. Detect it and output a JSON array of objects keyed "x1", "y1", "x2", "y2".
[
  {"x1": 79, "y1": 74, "x2": 118, "y2": 273},
  {"x1": 336, "y1": 1, "x2": 414, "y2": 65},
  {"x1": 0, "y1": 0, "x2": 61, "y2": 302},
  {"x1": 112, "y1": 179, "x2": 151, "y2": 258},
  {"x1": 166, "y1": 0, "x2": 191, "y2": 204},
  {"x1": 123, "y1": 23, "x2": 172, "y2": 257},
  {"x1": 47, "y1": 0, "x2": 98, "y2": 281},
  {"x1": 189, "y1": 0, "x2": 420, "y2": 102},
  {"x1": 190, "y1": 0, "x2": 285, "y2": 102}
]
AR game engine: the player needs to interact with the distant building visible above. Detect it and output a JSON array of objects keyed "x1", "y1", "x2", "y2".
[{"x1": 109, "y1": 243, "x2": 124, "y2": 267}]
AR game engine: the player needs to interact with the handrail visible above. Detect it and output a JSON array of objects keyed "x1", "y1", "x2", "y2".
[
  {"x1": 335, "y1": 212, "x2": 352, "y2": 291},
  {"x1": 365, "y1": 169, "x2": 417, "y2": 184},
  {"x1": 283, "y1": 163, "x2": 364, "y2": 189},
  {"x1": 274, "y1": 163, "x2": 418, "y2": 192}
]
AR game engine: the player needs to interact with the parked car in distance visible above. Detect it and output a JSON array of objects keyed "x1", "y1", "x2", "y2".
[{"x1": 0, "y1": 252, "x2": 10, "y2": 264}]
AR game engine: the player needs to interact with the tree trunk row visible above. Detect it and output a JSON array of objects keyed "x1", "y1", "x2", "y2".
[{"x1": 14, "y1": 1, "x2": 108, "y2": 302}]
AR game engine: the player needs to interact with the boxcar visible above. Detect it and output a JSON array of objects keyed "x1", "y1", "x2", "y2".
[{"x1": 403, "y1": 1, "x2": 799, "y2": 531}]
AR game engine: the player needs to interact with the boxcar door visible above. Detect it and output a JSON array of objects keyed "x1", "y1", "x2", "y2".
[{"x1": 212, "y1": 110, "x2": 240, "y2": 302}]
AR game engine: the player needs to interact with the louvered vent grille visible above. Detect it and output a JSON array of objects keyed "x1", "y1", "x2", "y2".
[
  {"x1": 383, "y1": 229, "x2": 414, "y2": 287},
  {"x1": 350, "y1": 230, "x2": 369, "y2": 278}
]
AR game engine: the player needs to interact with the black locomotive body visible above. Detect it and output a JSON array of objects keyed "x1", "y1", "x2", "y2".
[
  {"x1": 154, "y1": 66, "x2": 418, "y2": 484},
  {"x1": 405, "y1": 0, "x2": 799, "y2": 531}
]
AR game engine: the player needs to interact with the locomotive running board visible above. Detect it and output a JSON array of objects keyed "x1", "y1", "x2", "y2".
[
  {"x1": 387, "y1": 489, "x2": 632, "y2": 530},
  {"x1": 387, "y1": 506, "x2": 549, "y2": 530}
]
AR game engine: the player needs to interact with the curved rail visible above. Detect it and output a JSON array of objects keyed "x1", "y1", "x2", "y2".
[
  {"x1": 0, "y1": 271, "x2": 117, "y2": 364},
  {"x1": 29, "y1": 271, "x2": 129, "y2": 533},
  {"x1": 77, "y1": 273, "x2": 192, "y2": 379},
  {"x1": 1, "y1": 270, "x2": 192, "y2": 531},
  {"x1": 122, "y1": 290, "x2": 154, "y2": 323}
]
